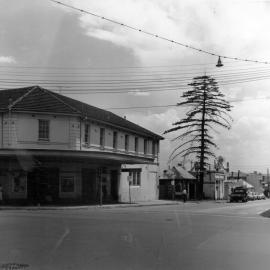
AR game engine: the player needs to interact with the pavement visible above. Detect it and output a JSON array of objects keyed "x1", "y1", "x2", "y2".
[{"x1": 0, "y1": 199, "x2": 228, "y2": 211}]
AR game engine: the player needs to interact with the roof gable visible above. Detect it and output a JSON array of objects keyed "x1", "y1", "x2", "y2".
[{"x1": 12, "y1": 87, "x2": 78, "y2": 115}]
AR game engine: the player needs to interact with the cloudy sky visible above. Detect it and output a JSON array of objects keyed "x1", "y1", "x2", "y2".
[{"x1": 1, "y1": 0, "x2": 270, "y2": 173}]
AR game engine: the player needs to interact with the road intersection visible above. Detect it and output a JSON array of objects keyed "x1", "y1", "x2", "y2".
[{"x1": 0, "y1": 200, "x2": 270, "y2": 270}]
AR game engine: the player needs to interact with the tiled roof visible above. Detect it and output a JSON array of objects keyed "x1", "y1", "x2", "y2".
[
  {"x1": 161, "y1": 166, "x2": 196, "y2": 180},
  {"x1": 0, "y1": 86, "x2": 163, "y2": 139},
  {"x1": 173, "y1": 166, "x2": 196, "y2": 180}
]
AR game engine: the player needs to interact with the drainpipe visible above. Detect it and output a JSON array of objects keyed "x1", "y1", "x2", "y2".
[
  {"x1": 1, "y1": 112, "x2": 3, "y2": 147},
  {"x1": 79, "y1": 118, "x2": 82, "y2": 150},
  {"x1": 8, "y1": 105, "x2": 11, "y2": 147}
]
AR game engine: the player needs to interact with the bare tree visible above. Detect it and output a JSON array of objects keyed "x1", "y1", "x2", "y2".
[{"x1": 164, "y1": 75, "x2": 232, "y2": 199}]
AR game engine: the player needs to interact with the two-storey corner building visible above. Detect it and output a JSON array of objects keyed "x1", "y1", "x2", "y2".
[{"x1": 0, "y1": 86, "x2": 163, "y2": 205}]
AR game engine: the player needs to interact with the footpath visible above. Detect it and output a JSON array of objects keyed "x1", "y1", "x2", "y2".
[{"x1": 0, "y1": 199, "x2": 228, "y2": 211}]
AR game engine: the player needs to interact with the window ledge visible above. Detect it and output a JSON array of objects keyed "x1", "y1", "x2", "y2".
[{"x1": 37, "y1": 139, "x2": 50, "y2": 144}]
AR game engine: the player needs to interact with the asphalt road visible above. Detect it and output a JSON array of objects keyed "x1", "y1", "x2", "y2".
[{"x1": 1, "y1": 200, "x2": 270, "y2": 270}]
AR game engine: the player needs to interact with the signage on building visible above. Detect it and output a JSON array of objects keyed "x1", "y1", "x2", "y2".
[{"x1": 215, "y1": 174, "x2": 225, "y2": 180}]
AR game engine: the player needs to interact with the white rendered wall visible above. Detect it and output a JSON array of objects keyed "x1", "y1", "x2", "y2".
[{"x1": 119, "y1": 164, "x2": 159, "y2": 202}]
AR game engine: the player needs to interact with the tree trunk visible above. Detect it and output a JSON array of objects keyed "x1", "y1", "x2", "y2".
[{"x1": 199, "y1": 79, "x2": 207, "y2": 199}]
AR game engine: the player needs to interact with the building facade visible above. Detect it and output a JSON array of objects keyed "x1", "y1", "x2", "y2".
[
  {"x1": 119, "y1": 164, "x2": 159, "y2": 203},
  {"x1": 0, "y1": 86, "x2": 163, "y2": 204},
  {"x1": 203, "y1": 171, "x2": 226, "y2": 200},
  {"x1": 159, "y1": 165, "x2": 197, "y2": 200}
]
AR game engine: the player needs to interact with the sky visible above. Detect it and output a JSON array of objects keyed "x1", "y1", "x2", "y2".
[{"x1": 1, "y1": 0, "x2": 270, "y2": 173}]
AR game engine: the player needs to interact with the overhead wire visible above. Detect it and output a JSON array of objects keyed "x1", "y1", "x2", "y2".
[
  {"x1": 1, "y1": 66, "x2": 270, "y2": 82},
  {"x1": 104, "y1": 96, "x2": 270, "y2": 110},
  {"x1": 49, "y1": 0, "x2": 270, "y2": 65},
  {"x1": 0, "y1": 69, "x2": 270, "y2": 93},
  {"x1": 0, "y1": 61, "x2": 269, "y2": 75}
]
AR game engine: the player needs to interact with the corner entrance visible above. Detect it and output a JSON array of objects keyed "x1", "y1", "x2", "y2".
[
  {"x1": 27, "y1": 167, "x2": 59, "y2": 204},
  {"x1": 110, "y1": 170, "x2": 119, "y2": 202},
  {"x1": 82, "y1": 169, "x2": 98, "y2": 203}
]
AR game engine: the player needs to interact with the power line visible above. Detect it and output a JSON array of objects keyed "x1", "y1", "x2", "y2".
[
  {"x1": 0, "y1": 61, "x2": 232, "y2": 70},
  {"x1": 2, "y1": 64, "x2": 270, "y2": 78},
  {"x1": 49, "y1": 0, "x2": 270, "y2": 65},
  {"x1": 105, "y1": 96, "x2": 270, "y2": 110},
  {"x1": 0, "y1": 61, "x2": 267, "y2": 76},
  {"x1": 0, "y1": 71, "x2": 270, "y2": 93},
  {"x1": 1, "y1": 67, "x2": 270, "y2": 84}
]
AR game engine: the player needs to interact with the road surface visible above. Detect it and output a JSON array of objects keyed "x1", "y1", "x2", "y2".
[{"x1": 0, "y1": 200, "x2": 270, "y2": 270}]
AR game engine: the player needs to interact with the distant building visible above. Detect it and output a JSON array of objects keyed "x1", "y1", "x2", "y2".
[
  {"x1": 203, "y1": 171, "x2": 226, "y2": 200},
  {"x1": 228, "y1": 171, "x2": 264, "y2": 193},
  {"x1": 0, "y1": 86, "x2": 163, "y2": 204},
  {"x1": 159, "y1": 165, "x2": 197, "y2": 200},
  {"x1": 224, "y1": 178, "x2": 254, "y2": 200},
  {"x1": 246, "y1": 171, "x2": 264, "y2": 193}
]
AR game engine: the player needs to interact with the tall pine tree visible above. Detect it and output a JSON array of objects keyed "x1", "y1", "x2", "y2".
[{"x1": 164, "y1": 75, "x2": 232, "y2": 199}]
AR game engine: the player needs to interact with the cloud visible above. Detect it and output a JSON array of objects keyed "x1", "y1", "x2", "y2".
[
  {"x1": 128, "y1": 90, "x2": 150, "y2": 96},
  {"x1": 0, "y1": 56, "x2": 16, "y2": 64},
  {"x1": 69, "y1": 0, "x2": 270, "y2": 65}
]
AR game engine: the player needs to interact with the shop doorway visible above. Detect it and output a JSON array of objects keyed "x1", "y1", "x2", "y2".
[
  {"x1": 27, "y1": 167, "x2": 59, "y2": 204},
  {"x1": 82, "y1": 169, "x2": 97, "y2": 203},
  {"x1": 110, "y1": 170, "x2": 119, "y2": 202}
]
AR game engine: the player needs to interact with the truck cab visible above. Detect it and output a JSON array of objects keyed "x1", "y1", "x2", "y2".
[{"x1": 229, "y1": 187, "x2": 248, "y2": 203}]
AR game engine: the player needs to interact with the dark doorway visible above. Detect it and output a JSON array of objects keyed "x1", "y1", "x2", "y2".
[
  {"x1": 27, "y1": 167, "x2": 59, "y2": 204},
  {"x1": 82, "y1": 169, "x2": 97, "y2": 203},
  {"x1": 159, "y1": 180, "x2": 172, "y2": 200},
  {"x1": 110, "y1": 170, "x2": 119, "y2": 202},
  {"x1": 189, "y1": 183, "x2": 196, "y2": 200}
]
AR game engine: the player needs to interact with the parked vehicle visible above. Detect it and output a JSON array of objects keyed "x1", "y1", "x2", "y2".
[
  {"x1": 229, "y1": 187, "x2": 248, "y2": 202},
  {"x1": 247, "y1": 192, "x2": 255, "y2": 201},
  {"x1": 258, "y1": 193, "x2": 266, "y2": 200}
]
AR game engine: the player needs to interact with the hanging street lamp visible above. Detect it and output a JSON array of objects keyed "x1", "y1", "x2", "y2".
[{"x1": 216, "y1": 56, "x2": 223, "y2": 67}]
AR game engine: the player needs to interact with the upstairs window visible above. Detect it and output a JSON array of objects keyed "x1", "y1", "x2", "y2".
[
  {"x1": 152, "y1": 141, "x2": 156, "y2": 156},
  {"x1": 38, "y1": 119, "x2": 49, "y2": 141},
  {"x1": 125, "y1": 135, "x2": 129, "y2": 152},
  {"x1": 135, "y1": 137, "x2": 139, "y2": 153},
  {"x1": 113, "y1": 131, "x2": 118, "y2": 150},
  {"x1": 100, "y1": 128, "x2": 105, "y2": 148},
  {"x1": 144, "y1": 139, "x2": 148, "y2": 155},
  {"x1": 84, "y1": 124, "x2": 90, "y2": 144}
]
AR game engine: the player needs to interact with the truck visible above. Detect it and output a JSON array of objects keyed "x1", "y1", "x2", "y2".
[{"x1": 229, "y1": 187, "x2": 248, "y2": 203}]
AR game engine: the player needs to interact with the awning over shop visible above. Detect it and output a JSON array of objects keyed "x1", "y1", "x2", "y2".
[{"x1": 0, "y1": 149, "x2": 155, "y2": 166}]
